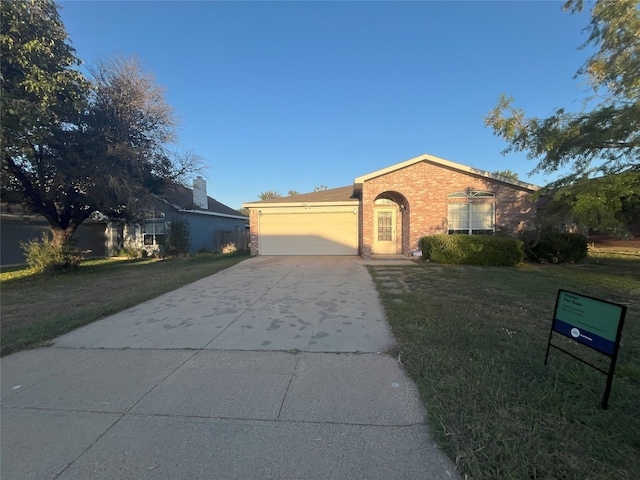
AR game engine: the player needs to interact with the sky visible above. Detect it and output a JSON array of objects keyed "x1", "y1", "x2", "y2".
[{"x1": 58, "y1": 0, "x2": 595, "y2": 210}]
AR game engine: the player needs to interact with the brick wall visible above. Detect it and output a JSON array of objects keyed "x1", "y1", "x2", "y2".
[
  {"x1": 361, "y1": 161, "x2": 536, "y2": 257},
  {"x1": 249, "y1": 209, "x2": 260, "y2": 256}
]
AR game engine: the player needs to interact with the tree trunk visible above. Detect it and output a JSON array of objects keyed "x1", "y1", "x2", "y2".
[{"x1": 50, "y1": 225, "x2": 79, "y2": 247}]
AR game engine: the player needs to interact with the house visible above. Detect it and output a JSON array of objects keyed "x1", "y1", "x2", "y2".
[
  {"x1": 0, "y1": 178, "x2": 247, "y2": 266},
  {"x1": 242, "y1": 153, "x2": 539, "y2": 258},
  {"x1": 0, "y1": 205, "x2": 107, "y2": 266},
  {"x1": 108, "y1": 177, "x2": 248, "y2": 255}
]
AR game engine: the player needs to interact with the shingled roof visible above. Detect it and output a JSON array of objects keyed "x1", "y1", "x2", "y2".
[
  {"x1": 243, "y1": 186, "x2": 355, "y2": 206},
  {"x1": 149, "y1": 182, "x2": 247, "y2": 219}
]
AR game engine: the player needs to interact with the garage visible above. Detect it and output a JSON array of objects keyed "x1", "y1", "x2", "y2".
[
  {"x1": 258, "y1": 207, "x2": 358, "y2": 255},
  {"x1": 243, "y1": 186, "x2": 359, "y2": 256}
]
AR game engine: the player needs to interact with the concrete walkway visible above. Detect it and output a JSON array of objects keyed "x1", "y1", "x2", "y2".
[{"x1": 1, "y1": 256, "x2": 458, "y2": 479}]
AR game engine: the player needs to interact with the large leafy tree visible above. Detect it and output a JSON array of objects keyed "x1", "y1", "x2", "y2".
[
  {"x1": 2, "y1": 0, "x2": 201, "y2": 246},
  {"x1": 1, "y1": 0, "x2": 90, "y2": 244},
  {"x1": 485, "y1": 0, "x2": 640, "y2": 235}
]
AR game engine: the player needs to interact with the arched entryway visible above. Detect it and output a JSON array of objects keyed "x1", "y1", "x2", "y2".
[{"x1": 372, "y1": 191, "x2": 410, "y2": 255}]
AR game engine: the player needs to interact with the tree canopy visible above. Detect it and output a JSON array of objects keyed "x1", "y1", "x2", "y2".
[
  {"x1": 485, "y1": 0, "x2": 640, "y2": 235},
  {"x1": 1, "y1": 0, "x2": 201, "y2": 246},
  {"x1": 258, "y1": 191, "x2": 282, "y2": 201},
  {"x1": 257, "y1": 185, "x2": 330, "y2": 201},
  {"x1": 492, "y1": 170, "x2": 519, "y2": 181}
]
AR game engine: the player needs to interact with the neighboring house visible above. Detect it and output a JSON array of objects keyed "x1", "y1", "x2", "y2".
[
  {"x1": 1, "y1": 177, "x2": 247, "y2": 266},
  {"x1": 242, "y1": 153, "x2": 539, "y2": 258},
  {"x1": 0, "y1": 205, "x2": 107, "y2": 266},
  {"x1": 108, "y1": 177, "x2": 248, "y2": 255}
]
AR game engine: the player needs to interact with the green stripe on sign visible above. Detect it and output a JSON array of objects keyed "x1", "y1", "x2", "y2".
[{"x1": 555, "y1": 291, "x2": 622, "y2": 343}]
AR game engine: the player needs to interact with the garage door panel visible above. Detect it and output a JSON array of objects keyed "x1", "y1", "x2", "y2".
[{"x1": 259, "y1": 211, "x2": 358, "y2": 256}]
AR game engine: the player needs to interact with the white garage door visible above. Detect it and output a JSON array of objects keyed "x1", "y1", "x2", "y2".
[{"x1": 259, "y1": 209, "x2": 358, "y2": 255}]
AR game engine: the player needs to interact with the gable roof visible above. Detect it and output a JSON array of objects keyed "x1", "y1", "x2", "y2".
[
  {"x1": 243, "y1": 186, "x2": 357, "y2": 207},
  {"x1": 156, "y1": 183, "x2": 248, "y2": 220},
  {"x1": 354, "y1": 153, "x2": 539, "y2": 192}
]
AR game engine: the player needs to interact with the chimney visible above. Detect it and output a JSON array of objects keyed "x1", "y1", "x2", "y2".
[{"x1": 193, "y1": 176, "x2": 208, "y2": 209}]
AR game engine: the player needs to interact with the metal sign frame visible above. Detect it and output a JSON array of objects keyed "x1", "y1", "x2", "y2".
[{"x1": 545, "y1": 289, "x2": 627, "y2": 409}]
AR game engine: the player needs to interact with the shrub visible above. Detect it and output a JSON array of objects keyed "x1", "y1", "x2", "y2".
[
  {"x1": 113, "y1": 246, "x2": 142, "y2": 259},
  {"x1": 520, "y1": 231, "x2": 588, "y2": 263},
  {"x1": 419, "y1": 234, "x2": 524, "y2": 266},
  {"x1": 165, "y1": 218, "x2": 191, "y2": 256},
  {"x1": 20, "y1": 233, "x2": 81, "y2": 274}
]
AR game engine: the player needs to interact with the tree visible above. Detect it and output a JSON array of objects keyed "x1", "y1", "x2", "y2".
[
  {"x1": 485, "y1": 0, "x2": 640, "y2": 235},
  {"x1": 85, "y1": 54, "x2": 201, "y2": 216},
  {"x1": 258, "y1": 191, "x2": 281, "y2": 200},
  {"x1": 288, "y1": 190, "x2": 300, "y2": 196},
  {"x1": 164, "y1": 217, "x2": 191, "y2": 256},
  {"x1": 1, "y1": 1, "x2": 201, "y2": 246},
  {"x1": 492, "y1": 170, "x2": 519, "y2": 181},
  {"x1": 1, "y1": 0, "x2": 90, "y2": 244},
  {"x1": 313, "y1": 185, "x2": 328, "y2": 192}
]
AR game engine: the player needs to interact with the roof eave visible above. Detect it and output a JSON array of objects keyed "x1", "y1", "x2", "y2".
[
  {"x1": 242, "y1": 200, "x2": 359, "y2": 208},
  {"x1": 354, "y1": 153, "x2": 539, "y2": 192},
  {"x1": 178, "y1": 209, "x2": 248, "y2": 220}
]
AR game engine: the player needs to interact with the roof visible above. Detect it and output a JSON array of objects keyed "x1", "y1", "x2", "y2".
[
  {"x1": 242, "y1": 186, "x2": 357, "y2": 208},
  {"x1": 155, "y1": 183, "x2": 248, "y2": 219},
  {"x1": 354, "y1": 153, "x2": 539, "y2": 192}
]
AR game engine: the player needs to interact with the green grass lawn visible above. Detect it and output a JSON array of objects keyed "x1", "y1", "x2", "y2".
[
  {"x1": 369, "y1": 252, "x2": 640, "y2": 480},
  {"x1": 2, "y1": 248, "x2": 638, "y2": 478},
  {"x1": 0, "y1": 251, "x2": 249, "y2": 356}
]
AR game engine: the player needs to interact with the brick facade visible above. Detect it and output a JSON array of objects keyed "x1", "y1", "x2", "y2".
[
  {"x1": 360, "y1": 160, "x2": 536, "y2": 258},
  {"x1": 245, "y1": 155, "x2": 537, "y2": 258},
  {"x1": 249, "y1": 209, "x2": 260, "y2": 256}
]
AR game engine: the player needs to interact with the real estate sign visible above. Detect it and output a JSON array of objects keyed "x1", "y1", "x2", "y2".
[
  {"x1": 546, "y1": 289, "x2": 627, "y2": 409},
  {"x1": 552, "y1": 290, "x2": 624, "y2": 355}
]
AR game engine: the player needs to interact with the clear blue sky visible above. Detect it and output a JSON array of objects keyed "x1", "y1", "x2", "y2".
[{"x1": 59, "y1": 0, "x2": 594, "y2": 210}]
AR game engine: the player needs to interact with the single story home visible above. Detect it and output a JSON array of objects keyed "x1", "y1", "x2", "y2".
[
  {"x1": 1, "y1": 178, "x2": 247, "y2": 265},
  {"x1": 107, "y1": 177, "x2": 248, "y2": 255},
  {"x1": 242, "y1": 153, "x2": 539, "y2": 258}
]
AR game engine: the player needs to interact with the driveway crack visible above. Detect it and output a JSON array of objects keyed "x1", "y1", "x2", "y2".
[{"x1": 277, "y1": 351, "x2": 302, "y2": 420}]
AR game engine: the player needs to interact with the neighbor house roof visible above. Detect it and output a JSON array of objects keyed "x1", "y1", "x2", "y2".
[
  {"x1": 243, "y1": 186, "x2": 357, "y2": 208},
  {"x1": 154, "y1": 183, "x2": 248, "y2": 220},
  {"x1": 354, "y1": 153, "x2": 539, "y2": 192}
]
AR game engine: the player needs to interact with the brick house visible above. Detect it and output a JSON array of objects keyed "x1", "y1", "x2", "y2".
[{"x1": 243, "y1": 154, "x2": 538, "y2": 258}]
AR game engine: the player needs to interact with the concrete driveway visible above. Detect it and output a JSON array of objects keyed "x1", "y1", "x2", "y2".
[
  {"x1": 1, "y1": 256, "x2": 458, "y2": 479},
  {"x1": 53, "y1": 256, "x2": 394, "y2": 352}
]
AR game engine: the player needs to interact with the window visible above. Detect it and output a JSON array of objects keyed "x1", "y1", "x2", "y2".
[
  {"x1": 448, "y1": 191, "x2": 495, "y2": 235},
  {"x1": 448, "y1": 190, "x2": 495, "y2": 198},
  {"x1": 143, "y1": 211, "x2": 166, "y2": 245},
  {"x1": 377, "y1": 211, "x2": 393, "y2": 241}
]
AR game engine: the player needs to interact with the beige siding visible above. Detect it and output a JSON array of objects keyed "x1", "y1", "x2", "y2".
[{"x1": 258, "y1": 207, "x2": 358, "y2": 255}]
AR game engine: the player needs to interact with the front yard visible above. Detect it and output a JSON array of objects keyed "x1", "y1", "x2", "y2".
[
  {"x1": 369, "y1": 251, "x2": 640, "y2": 480},
  {"x1": 0, "y1": 252, "x2": 249, "y2": 356},
  {"x1": 2, "y1": 245, "x2": 638, "y2": 478}
]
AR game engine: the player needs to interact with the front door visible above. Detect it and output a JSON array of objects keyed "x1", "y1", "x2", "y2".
[{"x1": 373, "y1": 209, "x2": 396, "y2": 254}]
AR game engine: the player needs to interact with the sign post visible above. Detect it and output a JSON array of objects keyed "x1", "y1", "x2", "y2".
[{"x1": 545, "y1": 289, "x2": 626, "y2": 409}]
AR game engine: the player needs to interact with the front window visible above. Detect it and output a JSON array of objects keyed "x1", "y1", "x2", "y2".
[
  {"x1": 448, "y1": 191, "x2": 495, "y2": 235},
  {"x1": 143, "y1": 211, "x2": 166, "y2": 245}
]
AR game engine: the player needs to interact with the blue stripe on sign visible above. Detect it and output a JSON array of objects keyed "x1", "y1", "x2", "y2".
[{"x1": 554, "y1": 319, "x2": 616, "y2": 355}]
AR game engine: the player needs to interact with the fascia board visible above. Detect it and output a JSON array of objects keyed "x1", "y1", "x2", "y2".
[
  {"x1": 242, "y1": 200, "x2": 359, "y2": 208},
  {"x1": 354, "y1": 153, "x2": 539, "y2": 192},
  {"x1": 178, "y1": 209, "x2": 248, "y2": 220}
]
